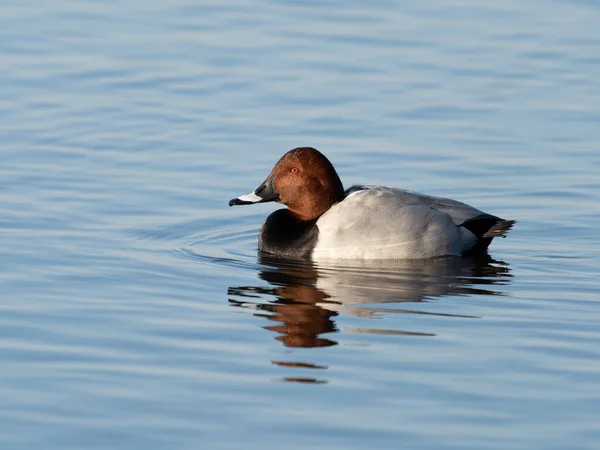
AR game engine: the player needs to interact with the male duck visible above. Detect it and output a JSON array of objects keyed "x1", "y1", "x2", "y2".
[{"x1": 229, "y1": 147, "x2": 514, "y2": 260}]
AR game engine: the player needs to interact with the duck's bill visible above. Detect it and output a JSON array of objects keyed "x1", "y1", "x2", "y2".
[{"x1": 229, "y1": 174, "x2": 279, "y2": 206}]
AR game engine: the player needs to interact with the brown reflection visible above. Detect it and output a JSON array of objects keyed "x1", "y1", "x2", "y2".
[
  {"x1": 272, "y1": 361, "x2": 328, "y2": 369},
  {"x1": 265, "y1": 283, "x2": 337, "y2": 348},
  {"x1": 228, "y1": 252, "x2": 512, "y2": 382},
  {"x1": 229, "y1": 279, "x2": 338, "y2": 348}
]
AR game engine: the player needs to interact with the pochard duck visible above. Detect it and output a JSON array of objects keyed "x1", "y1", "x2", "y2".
[{"x1": 229, "y1": 147, "x2": 514, "y2": 260}]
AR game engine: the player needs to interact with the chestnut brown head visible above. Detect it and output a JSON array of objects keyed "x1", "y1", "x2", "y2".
[{"x1": 229, "y1": 147, "x2": 345, "y2": 221}]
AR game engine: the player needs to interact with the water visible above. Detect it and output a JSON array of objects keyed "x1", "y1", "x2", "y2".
[{"x1": 2, "y1": 0, "x2": 600, "y2": 448}]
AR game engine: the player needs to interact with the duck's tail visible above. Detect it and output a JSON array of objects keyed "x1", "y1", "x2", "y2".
[
  {"x1": 482, "y1": 219, "x2": 516, "y2": 239},
  {"x1": 461, "y1": 215, "x2": 515, "y2": 254}
]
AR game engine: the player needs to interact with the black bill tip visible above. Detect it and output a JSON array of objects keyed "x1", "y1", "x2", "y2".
[{"x1": 229, "y1": 198, "x2": 253, "y2": 206}]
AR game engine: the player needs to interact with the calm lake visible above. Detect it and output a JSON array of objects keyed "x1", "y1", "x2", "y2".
[{"x1": 2, "y1": 1, "x2": 600, "y2": 449}]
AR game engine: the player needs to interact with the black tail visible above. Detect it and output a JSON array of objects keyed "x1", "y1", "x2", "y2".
[
  {"x1": 482, "y1": 219, "x2": 516, "y2": 239},
  {"x1": 461, "y1": 215, "x2": 515, "y2": 253}
]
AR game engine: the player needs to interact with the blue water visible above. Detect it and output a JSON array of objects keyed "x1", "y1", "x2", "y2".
[{"x1": 2, "y1": 1, "x2": 600, "y2": 449}]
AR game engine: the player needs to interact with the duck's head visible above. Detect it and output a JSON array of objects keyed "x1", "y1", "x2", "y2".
[{"x1": 229, "y1": 147, "x2": 345, "y2": 221}]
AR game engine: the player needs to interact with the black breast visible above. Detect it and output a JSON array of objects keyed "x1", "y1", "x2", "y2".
[{"x1": 258, "y1": 209, "x2": 319, "y2": 259}]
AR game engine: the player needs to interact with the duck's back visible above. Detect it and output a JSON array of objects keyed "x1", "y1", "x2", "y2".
[{"x1": 312, "y1": 186, "x2": 489, "y2": 260}]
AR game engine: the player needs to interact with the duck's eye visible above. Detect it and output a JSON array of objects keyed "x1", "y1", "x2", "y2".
[{"x1": 290, "y1": 167, "x2": 299, "y2": 174}]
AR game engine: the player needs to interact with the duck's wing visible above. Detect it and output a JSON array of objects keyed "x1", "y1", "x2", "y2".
[
  {"x1": 313, "y1": 186, "x2": 514, "y2": 259},
  {"x1": 345, "y1": 185, "x2": 493, "y2": 226},
  {"x1": 314, "y1": 187, "x2": 477, "y2": 259}
]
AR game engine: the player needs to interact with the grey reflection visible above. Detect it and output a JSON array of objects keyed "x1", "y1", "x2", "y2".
[{"x1": 228, "y1": 253, "x2": 511, "y2": 383}]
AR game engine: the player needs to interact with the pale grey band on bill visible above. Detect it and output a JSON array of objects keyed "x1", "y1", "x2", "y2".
[
  {"x1": 229, "y1": 173, "x2": 279, "y2": 206},
  {"x1": 236, "y1": 191, "x2": 263, "y2": 203}
]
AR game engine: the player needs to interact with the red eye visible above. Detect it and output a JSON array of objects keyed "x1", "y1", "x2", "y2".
[{"x1": 290, "y1": 167, "x2": 299, "y2": 174}]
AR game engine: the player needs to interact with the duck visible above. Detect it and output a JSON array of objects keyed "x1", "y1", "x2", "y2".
[{"x1": 229, "y1": 147, "x2": 515, "y2": 260}]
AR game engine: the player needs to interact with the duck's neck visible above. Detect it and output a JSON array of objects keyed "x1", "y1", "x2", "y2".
[{"x1": 259, "y1": 209, "x2": 319, "y2": 259}]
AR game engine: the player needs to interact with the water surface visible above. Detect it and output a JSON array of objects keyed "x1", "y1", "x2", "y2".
[{"x1": 1, "y1": 1, "x2": 600, "y2": 449}]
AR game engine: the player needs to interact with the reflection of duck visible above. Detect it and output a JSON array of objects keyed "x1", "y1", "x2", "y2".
[
  {"x1": 229, "y1": 254, "x2": 511, "y2": 383},
  {"x1": 229, "y1": 253, "x2": 511, "y2": 345}
]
